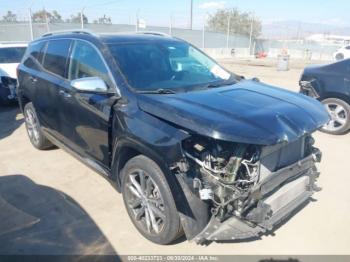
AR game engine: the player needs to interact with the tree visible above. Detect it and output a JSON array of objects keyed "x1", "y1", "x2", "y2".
[
  {"x1": 32, "y1": 9, "x2": 52, "y2": 23},
  {"x1": 98, "y1": 15, "x2": 112, "y2": 24},
  {"x1": 1, "y1": 11, "x2": 17, "y2": 22},
  {"x1": 207, "y1": 8, "x2": 262, "y2": 39},
  {"x1": 94, "y1": 14, "x2": 112, "y2": 24},
  {"x1": 69, "y1": 12, "x2": 88, "y2": 24},
  {"x1": 32, "y1": 9, "x2": 63, "y2": 23},
  {"x1": 51, "y1": 10, "x2": 63, "y2": 23}
]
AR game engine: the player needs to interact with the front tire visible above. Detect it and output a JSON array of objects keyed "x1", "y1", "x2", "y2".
[
  {"x1": 321, "y1": 98, "x2": 350, "y2": 135},
  {"x1": 335, "y1": 53, "x2": 344, "y2": 61},
  {"x1": 121, "y1": 155, "x2": 183, "y2": 244},
  {"x1": 24, "y1": 102, "x2": 53, "y2": 149}
]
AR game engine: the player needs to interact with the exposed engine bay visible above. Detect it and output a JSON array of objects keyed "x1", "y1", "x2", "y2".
[
  {"x1": 183, "y1": 137, "x2": 261, "y2": 220},
  {"x1": 0, "y1": 76, "x2": 17, "y2": 101},
  {"x1": 176, "y1": 134, "x2": 321, "y2": 243}
]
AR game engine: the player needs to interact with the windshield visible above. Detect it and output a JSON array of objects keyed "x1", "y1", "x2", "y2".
[
  {"x1": 0, "y1": 47, "x2": 26, "y2": 63},
  {"x1": 108, "y1": 41, "x2": 233, "y2": 92}
]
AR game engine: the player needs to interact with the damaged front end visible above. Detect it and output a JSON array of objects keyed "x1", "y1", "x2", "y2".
[
  {"x1": 174, "y1": 135, "x2": 322, "y2": 243},
  {"x1": 0, "y1": 76, "x2": 17, "y2": 101}
]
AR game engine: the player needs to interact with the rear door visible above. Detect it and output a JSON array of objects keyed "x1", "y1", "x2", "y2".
[
  {"x1": 58, "y1": 39, "x2": 116, "y2": 167},
  {"x1": 35, "y1": 39, "x2": 72, "y2": 139}
]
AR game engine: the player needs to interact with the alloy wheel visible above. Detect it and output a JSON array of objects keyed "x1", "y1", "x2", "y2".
[
  {"x1": 25, "y1": 108, "x2": 40, "y2": 145},
  {"x1": 125, "y1": 169, "x2": 166, "y2": 235},
  {"x1": 323, "y1": 102, "x2": 348, "y2": 132}
]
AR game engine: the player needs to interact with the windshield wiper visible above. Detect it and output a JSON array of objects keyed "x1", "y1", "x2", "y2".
[
  {"x1": 136, "y1": 88, "x2": 176, "y2": 94},
  {"x1": 205, "y1": 80, "x2": 237, "y2": 88}
]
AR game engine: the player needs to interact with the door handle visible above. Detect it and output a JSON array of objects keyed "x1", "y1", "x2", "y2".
[
  {"x1": 29, "y1": 76, "x2": 37, "y2": 83},
  {"x1": 59, "y1": 89, "x2": 72, "y2": 98}
]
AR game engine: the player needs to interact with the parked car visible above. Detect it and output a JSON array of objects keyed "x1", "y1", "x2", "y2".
[
  {"x1": 17, "y1": 31, "x2": 329, "y2": 245},
  {"x1": 333, "y1": 45, "x2": 350, "y2": 61},
  {"x1": 300, "y1": 59, "x2": 350, "y2": 135},
  {"x1": 0, "y1": 43, "x2": 27, "y2": 105}
]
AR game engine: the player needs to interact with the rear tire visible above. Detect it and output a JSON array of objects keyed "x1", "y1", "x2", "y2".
[
  {"x1": 24, "y1": 102, "x2": 54, "y2": 150},
  {"x1": 121, "y1": 155, "x2": 183, "y2": 244},
  {"x1": 320, "y1": 98, "x2": 350, "y2": 135}
]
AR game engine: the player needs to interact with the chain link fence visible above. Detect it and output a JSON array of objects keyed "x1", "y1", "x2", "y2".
[{"x1": 0, "y1": 8, "x2": 342, "y2": 61}]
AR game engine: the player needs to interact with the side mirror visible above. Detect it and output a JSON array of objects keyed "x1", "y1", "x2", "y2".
[{"x1": 71, "y1": 77, "x2": 108, "y2": 93}]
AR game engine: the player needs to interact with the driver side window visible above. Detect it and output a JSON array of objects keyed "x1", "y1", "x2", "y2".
[{"x1": 68, "y1": 40, "x2": 112, "y2": 87}]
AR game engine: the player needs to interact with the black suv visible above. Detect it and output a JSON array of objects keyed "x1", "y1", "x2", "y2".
[
  {"x1": 17, "y1": 31, "x2": 329, "y2": 245},
  {"x1": 300, "y1": 59, "x2": 350, "y2": 135}
]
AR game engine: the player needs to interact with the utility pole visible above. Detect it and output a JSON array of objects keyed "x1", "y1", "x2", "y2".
[
  {"x1": 169, "y1": 14, "x2": 173, "y2": 35},
  {"x1": 190, "y1": 0, "x2": 193, "y2": 30},
  {"x1": 296, "y1": 21, "x2": 301, "y2": 41},
  {"x1": 135, "y1": 10, "x2": 139, "y2": 32},
  {"x1": 248, "y1": 17, "x2": 254, "y2": 55},
  {"x1": 226, "y1": 15, "x2": 231, "y2": 49},
  {"x1": 44, "y1": 7, "x2": 49, "y2": 32},
  {"x1": 28, "y1": 8, "x2": 34, "y2": 40},
  {"x1": 202, "y1": 14, "x2": 206, "y2": 49},
  {"x1": 80, "y1": 7, "x2": 85, "y2": 29}
]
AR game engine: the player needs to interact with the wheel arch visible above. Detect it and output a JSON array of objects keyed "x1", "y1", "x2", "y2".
[
  {"x1": 110, "y1": 137, "x2": 175, "y2": 192},
  {"x1": 18, "y1": 94, "x2": 31, "y2": 113},
  {"x1": 110, "y1": 137, "x2": 211, "y2": 240},
  {"x1": 320, "y1": 92, "x2": 350, "y2": 105}
]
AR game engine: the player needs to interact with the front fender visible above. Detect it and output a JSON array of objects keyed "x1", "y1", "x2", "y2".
[
  {"x1": 110, "y1": 108, "x2": 210, "y2": 240},
  {"x1": 111, "y1": 108, "x2": 190, "y2": 170}
]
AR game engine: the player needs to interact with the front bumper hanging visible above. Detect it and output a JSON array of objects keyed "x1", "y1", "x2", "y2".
[{"x1": 193, "y1": 151, "x2": 321, "y2": 243}]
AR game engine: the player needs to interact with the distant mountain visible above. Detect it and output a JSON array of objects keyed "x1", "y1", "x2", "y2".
[{"x1": 262, "y1": 20, "x2": 350, "y2": 39}]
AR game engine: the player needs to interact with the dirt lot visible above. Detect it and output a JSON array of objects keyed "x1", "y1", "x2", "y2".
[{"x1": 1, "y1": 60, "x2": 350, "y2": 256}]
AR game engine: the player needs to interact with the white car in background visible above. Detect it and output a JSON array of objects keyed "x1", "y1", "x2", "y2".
[
  {"x1": 333, "y1": 45, "x2": 350, "y2": 61},
  {"x1": 0, "y1": 43, "x2": 27, "y2": 105}
]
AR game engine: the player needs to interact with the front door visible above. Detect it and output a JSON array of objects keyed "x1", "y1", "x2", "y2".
[{"x1": 58, "y1": 40, "x2": 116, "y2": 168}]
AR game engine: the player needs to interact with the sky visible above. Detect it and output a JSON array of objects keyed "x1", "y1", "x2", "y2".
[{"x1": 1, "y1": 0, "x2": 350, "y2": 28}]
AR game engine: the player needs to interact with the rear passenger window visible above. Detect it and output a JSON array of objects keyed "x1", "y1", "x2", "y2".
[
  {"x1": 42, "y1": 39, "x2": 71, "y2": 78},
  {"x1": 68, "y1": 40, "x2": 112, "y2": 87}
]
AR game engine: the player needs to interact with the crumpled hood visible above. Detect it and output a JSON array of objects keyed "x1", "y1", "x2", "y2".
[{"x1": 138, "y1": 80, "x2": 330, "y2": 145}]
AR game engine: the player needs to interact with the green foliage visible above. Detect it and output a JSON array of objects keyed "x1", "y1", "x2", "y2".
[
  {"x1": 32, "y1": 9, "x2": 63, "y2": 23},
  {"x1": 207, "y1": 8, "x2": 262, "y2": 39},
  {"x1": 69, "y1": 13, "x2": 88, "y2": 24}
]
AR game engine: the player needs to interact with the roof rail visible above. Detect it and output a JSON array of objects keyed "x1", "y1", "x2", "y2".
[
  {"x1": 136, "y1": 31, "x2": 171, "y2": 37},
  {"x1": 42, "y1": 29, "x2": 96, "y2": 38}
]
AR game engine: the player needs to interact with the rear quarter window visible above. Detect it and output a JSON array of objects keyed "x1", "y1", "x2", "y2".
[
  {"x1": 23, "y1": 41, "x2": 46, "y2": 69},
  {"x1": 42, "y1": 39, "x2": 72, "y2": 78}
]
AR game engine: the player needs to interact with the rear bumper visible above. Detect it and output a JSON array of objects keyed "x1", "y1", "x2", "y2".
[{"x1": 193, "y1": 151, "x2": 320, "y2": 243}]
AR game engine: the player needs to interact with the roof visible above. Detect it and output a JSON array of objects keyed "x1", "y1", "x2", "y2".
[{"x1": 0, "y1": 43, "x2": 28, "y2": 48}]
